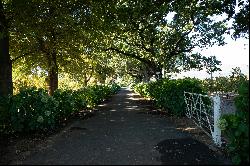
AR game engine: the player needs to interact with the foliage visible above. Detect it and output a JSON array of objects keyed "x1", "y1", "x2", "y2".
[
  {"x1": 134, "y1": 78, "x2": 205, "y2": 116},
  {"x1": 0, "y1": 83, "x2": 120, "y2": 134},
  {"x1": 219, "y1": 80, "x2": 249, "y2": 165},
  {"x1": 80, "y1": 84, "x2": 120, "y2": 108},
  {"x1": 232, "y1": 0, "x2": 249, "y2": 39},
  {"x1": 9, "y1": 87, "x2": 58, "y2": 133},
  {"x1": 201, "y1": 67, "x2": 247, "y2": 93},
  {"x1": 2, "y1": 0, "x2": 247, "y2": 97},
  {"x1": 133, "y1": 82, "x2": 151, "y2": 98},
  {"x1": 109, "y1": 83, "x2": 121, "y2": 94},
  {"x1": 202, "y1": 55, "x2": 222, "y2": 79},
  {"x1": 100, "y1": 0, "x2": 230, "y2": 81},
  {"x1": 2, "y1": 0, "x2": 243, "y2": 97},
  {"x1": 6, "y1": 0, "x2": 97, "y2": 95},
  {"x1": 52, "y1": 89, "x2": 86, "y2": 123},
  {"x1": 12, "y1": 66, "x2": 47, "y2": 94},
  {"x1": 0, "y1": 0, "x2": 13, "y2": 98}
]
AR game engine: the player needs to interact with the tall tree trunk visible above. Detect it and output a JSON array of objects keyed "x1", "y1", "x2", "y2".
[
  {"x1": 155, "y1": 66, "x2": 163, "y2": 80},
  {"x1": 47, "y1": 51, "x2": 58, "y2": 96},
  {"x1": 83, "y1": 73, "x2": 87, "y2": 87},
  {"x1": 0, "y1": 1, "x2": 13, "y2": 97},
  {"x1": 142, "y1": 68, "x2": 150, "y2": 82},
  {"x1": 83, "y1": 72, "x2": 92, "y2": 87}
]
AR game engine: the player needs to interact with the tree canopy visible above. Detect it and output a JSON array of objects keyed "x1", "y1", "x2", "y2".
[{"x1": 0, "y1": 0, "x2": 249, "y2": 96}]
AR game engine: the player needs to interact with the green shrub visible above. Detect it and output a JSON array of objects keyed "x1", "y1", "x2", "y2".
[
  {"x1": 219, "y1": 80, "x2": 249, "y2": 165},
  {"x1": 109, "y1": 83, "x2": 121, "y2": 94},
  {"x1": 53, "y1": 89, "x2": 87, "y2": 122},
  {"x1": 134, "y1": 78, "x2": 205, "y2": 116},
  {"x1": 81, "y1": 84, "x2": 121, "y2": 108},
  {"x1": 9, "y1": 87, "x2": 58, "y2": 133},
  {"x1": 80, "y1": 85, "x2": 106, "y2": 108},
  {"x1": 0, "y1": 83, "x2": 120, "y2": 134},
  {"x1": 134, "y1": 82, "x2": 150, "y2": 98},
  {"x1": 71, "y1": 90, "x2": 88, "y2": 110}
]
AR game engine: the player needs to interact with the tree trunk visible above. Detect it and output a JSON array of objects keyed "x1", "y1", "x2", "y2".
[
  {"x1": 47, "y1": 51, "x2": 58, "y2": 96},
  {"x1": 151, "y1": 64, "x2": 163, "y2": 81},
  {"x1": 83, "y1": 73, "x2": 87, "y2": 87},
  {"x1": 83, "y1": 73, "x2": 91, "y2": 87},
  {"x1": 210, "y1": 72, "x2": 214, "y2": 91},
  {"x1": 142, "y1": 68, "x2": 150, "y2": 82},
  {"x1": 156, "y1": 68, "x2": 163, "y2": 80},
  {"x1": 0, "y1": 1, "x2": 13, "y2": 97}
]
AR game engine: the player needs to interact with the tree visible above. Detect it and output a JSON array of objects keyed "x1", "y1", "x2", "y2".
[
  {"x1": 0, "y1": 0, "x2": 12, "y2": 97},
  {"x1": 203, "y1": 55, "x2": 222, "y2": 80},
  {"x1": 1, "y1": 0, "x2": 248, "y2": 96},
  {"x1": 229, "y1": 67, "x2": 248, "y2": 92},
  {"x1": 232, "y1": 0, "x2": 249, "y2": 38},
  {"x1": 202, "y1": 55, "x2": 222, "y2": 91},
  {"x1": 98, "y1": 0, "x2": 228, "y2": 81},
  {"x1": 9, "y1": 0, "x2": 92, "y2": 95}
]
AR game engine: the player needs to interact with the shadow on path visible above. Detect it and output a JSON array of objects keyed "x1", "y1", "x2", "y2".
[{"x1": 156, "y1": 138, "x2": 223, "y2": 165}]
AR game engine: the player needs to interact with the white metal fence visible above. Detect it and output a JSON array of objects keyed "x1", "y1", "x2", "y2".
[{"x1": 184, "y1": 92, "x2": 222, "y2": 147}]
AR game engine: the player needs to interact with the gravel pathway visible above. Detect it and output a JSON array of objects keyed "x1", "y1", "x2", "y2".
[{"x1": 11, "y1": 88, "x2": 229, "y2": 165}]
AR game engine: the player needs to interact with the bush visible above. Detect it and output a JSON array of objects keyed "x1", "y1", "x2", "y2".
[
  {"x1": 80, "y1": 84, "x2": 121, "y2": 108},
  {"x1": 53, "y1": 89, "x2": 87, "y2": 123},
  {"x1": 9, "y1": 87, "x2": 58, "y2": 133},
  {"x1": 80, "y1": 85, "x2": 108, "y2": 108},
  {"x1": 0, "y1": 83, "x2": 120, "y2": 134},
  {"x1": 219, "y1": 80, "x2": 249, "y2": 165},
  {"x1": 109, "y1": 83, "x2": 121, "y2": 94},
  {"x1": 134, "y1": 78, "x2": 205, "y2": 116},
  {"x1": 134, "y1": 82, "x2": 150, "y2": 98}
]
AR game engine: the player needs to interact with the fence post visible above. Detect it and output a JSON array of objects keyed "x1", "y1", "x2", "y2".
[{"x1": 212, "y1": 95, "x2": 222, "y2": 147}]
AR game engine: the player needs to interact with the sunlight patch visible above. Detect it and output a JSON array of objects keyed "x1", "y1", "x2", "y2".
[
  {"x1": 127, "y1": 97, "x2": 140, "y2": 100},
  {"x1": 176, "y1": 127, "x2": 197, "y2": 131},
  {"x1": 99, "y1": 104, "x2": 107, "y2": 107}
]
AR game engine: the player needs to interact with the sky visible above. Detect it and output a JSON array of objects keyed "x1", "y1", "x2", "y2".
[
  {"x1": 169, "y1": 4, "x2": 249, "y2": 80},
  {"x1": 175, "y1": 36, "x2": 249, "y2": 79}
]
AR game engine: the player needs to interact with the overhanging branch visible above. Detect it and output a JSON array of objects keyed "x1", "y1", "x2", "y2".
[
  {"x1": 105, "y1": 47, "x2": 153, "y2": 66},
  {"x1": 11, "y1": 53, "x2": 29, "y2": 63}
]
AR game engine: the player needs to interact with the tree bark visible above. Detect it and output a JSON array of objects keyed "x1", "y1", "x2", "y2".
[
  {"x1": 47, "y1": 51, "x2": 58, "y2": 96},
  {"x1": 0, "y1": 1, "x2": 13, "y2": 97},
  {"x1": 155, "y1": 65, "x2": 163, "y2": 80},
  {"x1": 83, "y1": 73, "x2": 92, "y2": 87},
  {"x1": 142, "y1": 69, "x2": 150, "y2": 82},
  {"x1": 83, "y1": 73, "x2": 87, "y2": 87}
]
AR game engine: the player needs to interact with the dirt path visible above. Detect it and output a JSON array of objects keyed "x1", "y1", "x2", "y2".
[{"x1": 10, "y1": 88, "x2": 230, "y2": 165}]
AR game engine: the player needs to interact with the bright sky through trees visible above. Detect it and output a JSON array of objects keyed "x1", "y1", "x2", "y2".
[
  {"x1": 176, "y1": 36, "x2": 249, "y2": 79},
  {"x1": 169, "y1": 3, "x2": 249, "y2": 79}
]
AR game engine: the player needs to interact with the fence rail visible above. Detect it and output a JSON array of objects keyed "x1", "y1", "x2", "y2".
[{"x1": 184, "y1": 91, "x2": 222, "y2": 147}]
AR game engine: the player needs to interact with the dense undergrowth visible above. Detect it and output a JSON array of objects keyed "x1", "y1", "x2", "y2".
[
  {"x1": 0, "y1": 83, "x2": 120, "y2": 134},
  {"x1": 133, "y1": 78, "x2": 205, "y2": 116}
]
